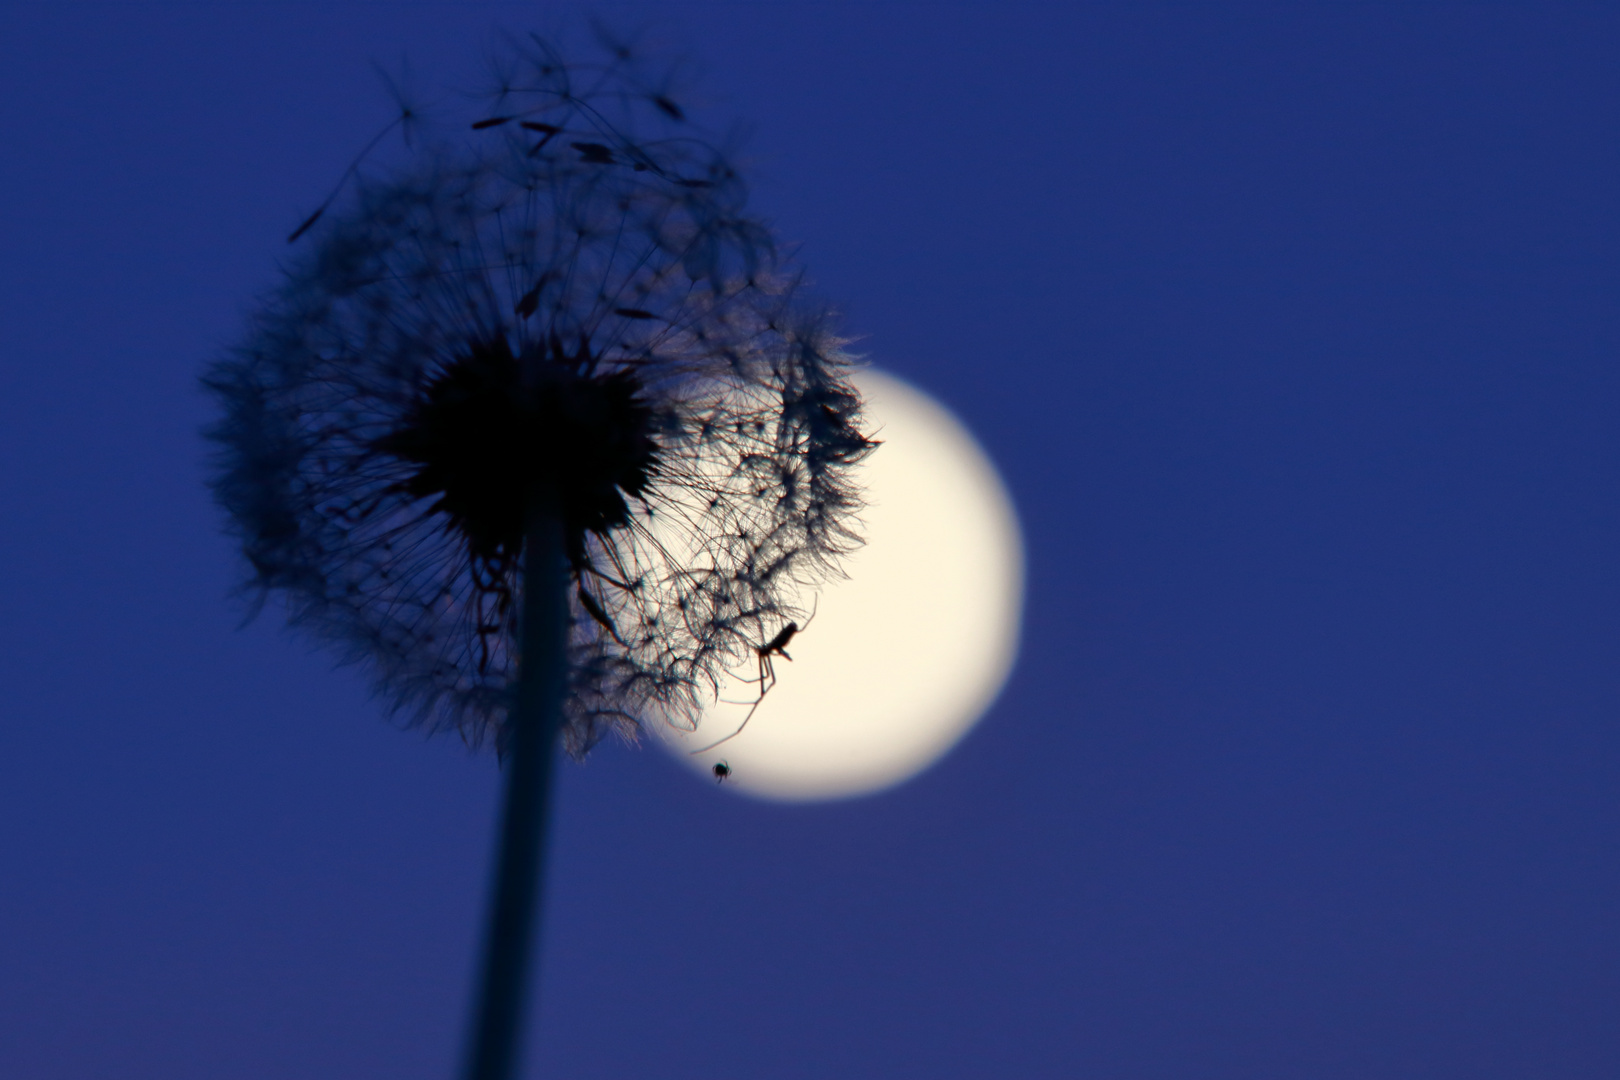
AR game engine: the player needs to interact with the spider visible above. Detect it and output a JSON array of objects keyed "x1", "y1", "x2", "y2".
[
  {"x1": 689, "y1": 600, "x2": 817, "y2": 754},
  {"x1": 712, "y1": 760, "x2": 731, "y2": 783}
]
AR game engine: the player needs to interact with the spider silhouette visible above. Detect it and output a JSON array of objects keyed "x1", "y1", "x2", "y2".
[{"x1": 690, "y1": 600, "x2": 817, "y2": 755}]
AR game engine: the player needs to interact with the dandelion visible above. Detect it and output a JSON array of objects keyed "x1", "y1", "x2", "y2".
[{"x1": 204, "y1": 30, "x2": 874, "y2": 1080}]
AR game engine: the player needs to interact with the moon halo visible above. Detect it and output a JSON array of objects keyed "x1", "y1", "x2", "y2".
[{"x1": 661, "y1": 368, "x2": 1023, "y2": 802}]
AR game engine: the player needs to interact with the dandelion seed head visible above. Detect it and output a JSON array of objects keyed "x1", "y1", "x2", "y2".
[{"x1": 206, "y1": 32, "x2": 876, "y2": 758}]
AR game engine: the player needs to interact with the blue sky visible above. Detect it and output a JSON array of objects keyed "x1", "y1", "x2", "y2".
[{"x1": 3, "y1": 5, "x2": 1619, "y2": 1078}]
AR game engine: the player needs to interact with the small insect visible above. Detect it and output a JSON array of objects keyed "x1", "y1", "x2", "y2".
[
  {"x1": 712, "y1": 761, "x2": 731, "y2": 783},
  {"x1": 690, "y1": 600, "x2": 817, "y2": 755}
]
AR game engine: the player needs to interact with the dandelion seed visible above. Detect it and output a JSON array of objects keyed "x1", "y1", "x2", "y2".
[{"x1": 570, "y1": 140, "x2": 615, "y2": 163}]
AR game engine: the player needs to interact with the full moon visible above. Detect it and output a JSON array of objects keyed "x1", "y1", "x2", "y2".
[{"x1": 660, "y1": 368, "x2": 1023, "y2": 801}]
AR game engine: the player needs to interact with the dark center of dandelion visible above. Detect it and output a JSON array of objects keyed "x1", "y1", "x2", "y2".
[{"x1": 376, "y1": 336, "x2": 662, "y2": 569}]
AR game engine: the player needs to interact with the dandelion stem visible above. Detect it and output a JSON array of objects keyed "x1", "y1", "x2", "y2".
[{"x1": 461, "y1": 502, "x2": 567, "y2": 1080}]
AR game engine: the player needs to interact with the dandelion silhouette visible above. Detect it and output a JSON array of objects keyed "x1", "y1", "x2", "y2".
[{"x1": 204, "y1": 29, "x2": 874, "y2": 1080}]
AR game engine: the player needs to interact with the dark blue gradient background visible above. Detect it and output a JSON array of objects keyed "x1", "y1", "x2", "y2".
[{"x1": 3, "y1": 5, "x2": 1619, "y2": 1077}]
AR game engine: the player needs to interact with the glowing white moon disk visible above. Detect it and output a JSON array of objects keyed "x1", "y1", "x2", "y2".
[{"x1": 661, "y1": 368, "x2": 1023, "y2": 801}]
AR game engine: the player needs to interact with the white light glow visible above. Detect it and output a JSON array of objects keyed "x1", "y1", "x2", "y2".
[{"x1": 661, "y1": 368, "x2": 1023, "y2": 801}]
